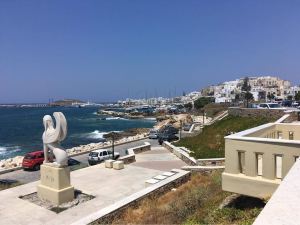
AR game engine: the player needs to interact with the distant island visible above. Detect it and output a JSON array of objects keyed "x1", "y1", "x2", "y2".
[{"x1": 49, "y1": 99, "x2": 85, "y2": 107}]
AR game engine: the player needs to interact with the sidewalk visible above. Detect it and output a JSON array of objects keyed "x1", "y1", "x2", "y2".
[{"x1": 0, "y1": 147, "x2": 186, "y2": 225}]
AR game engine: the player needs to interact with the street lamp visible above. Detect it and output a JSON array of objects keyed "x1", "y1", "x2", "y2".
[
  {"x1": 111, "y1": 132, "x2": 115, "y2": 160},
  {"x1": 179, "y1": 120, "x2": 183, "y2": 140}
]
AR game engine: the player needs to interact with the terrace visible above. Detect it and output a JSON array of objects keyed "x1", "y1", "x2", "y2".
[{"x1": 222, "y1": 121, "x2": 300, "y2": 198}]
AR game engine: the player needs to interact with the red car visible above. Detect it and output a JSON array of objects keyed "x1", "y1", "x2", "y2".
[{"x1": 22, "y1": 150, "x2": 45, "y2": 170}]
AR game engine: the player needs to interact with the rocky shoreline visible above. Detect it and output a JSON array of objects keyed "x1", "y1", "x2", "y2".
[{"x1": 0, "y1": 113, "x2": 195, "y2": 171}]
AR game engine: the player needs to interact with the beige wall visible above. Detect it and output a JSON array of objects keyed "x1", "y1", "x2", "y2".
[
  {"x1": 244, "y1": 123, "x2": 300, "y2": 140},
  {"x1": 275, "y1": 124, "x2": 300, "y2": 140},
  {"x1": 245, "y1": 124, "x2": 276, "y2": 138},
  {"x1": 222, "y1": 138, "x2": 300, "y2": 198}
]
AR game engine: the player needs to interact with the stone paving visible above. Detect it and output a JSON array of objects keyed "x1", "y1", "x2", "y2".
[{"x1": 0, "y1": 146, "x2": 186, "y2": 225}]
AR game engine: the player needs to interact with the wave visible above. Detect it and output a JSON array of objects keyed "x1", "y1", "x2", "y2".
[
  {"x1": 0, "y1": 145, "x2": 22, "y2": 156},
  {"x1": 105, "y1": 117, "x2": 121, "y2": 120},
  {"x1": 86, "y1": 130, "x2": 121, "y2": 139},
  {"x1": 143, "y1": 117, "x2": 157, "y2": 121}
]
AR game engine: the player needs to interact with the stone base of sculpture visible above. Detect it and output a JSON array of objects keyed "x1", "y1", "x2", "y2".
[{"x1": 37, "y1": 164, "x2": 74, "y2": 205}]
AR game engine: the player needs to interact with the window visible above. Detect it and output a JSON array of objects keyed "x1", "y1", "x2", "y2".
[
  {"x1": 289, "y1": 131, "x2": 294, "y2": 140},
  {"x1": 275, "y1": 155, "x2": 283, "y2": 179},
  {"x1": 295, "y1": 156, "x2": 299, "y2": 162},
  {"x1": 277, "y1": 131, "x2": 283, "y2": 139},
  {"x1": 238, "y1": 151, "x2": 245, "y2": 174},
  {"x1": 256, "y1": 154, "x2": 263, "y2": 176},
  {"x1": 103, "y1": 151, "x2": 107, "y2": 156}
]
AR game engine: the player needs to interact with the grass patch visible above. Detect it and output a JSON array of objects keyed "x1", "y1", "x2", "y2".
[
  {"x1": 110, "y1": 172, "x2": 264, "y2": 225},
  {"x1": 175, "y1": 116, "x2": 274, "y2": 159}
]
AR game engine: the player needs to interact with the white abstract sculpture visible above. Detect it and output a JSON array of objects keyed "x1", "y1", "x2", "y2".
[{"x1": 42, "y1": 112, "x2": 68, "y2": 167}]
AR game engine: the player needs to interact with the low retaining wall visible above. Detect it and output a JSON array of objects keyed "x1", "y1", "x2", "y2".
[
  {"x1": 181, "y1": 165, "x2": 225, "y2": 172},
  {"x1": 119, "y1": 155, "x2": 136, "y2": 164},
  {"x1": 119, "y1": 142, "x2": 151, "y2": 164},
  {"x1": 68, "y1": 136, "x2": 149, "y2": 157},
  {"x1": 228, "y1": 107, "x2": 285, "y2": 119},
  {"x1": 72, "y1": 169, "x2": 191, "y2": 225},
  {"x1": 197, "y1": 158, "x2": 225, "y2": 166},
  {"x1": 163, "y1": 142, "x2": 197, "y2": 166}
]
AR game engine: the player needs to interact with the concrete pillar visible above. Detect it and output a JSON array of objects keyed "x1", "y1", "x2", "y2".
[
  {"x1": 224, "y1": 141, "x2": 239, "y2": 174},
  {"x1": 263, "y1": 153, "x2": 275, "y2": 180},
  {"x1": 282, "y1": 155, "x2": 295, "y2": 178}
]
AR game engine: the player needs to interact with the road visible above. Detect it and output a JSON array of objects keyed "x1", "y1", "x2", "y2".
[{"x1": 0, "y1": 138, "x2": 160, "y2": 185}]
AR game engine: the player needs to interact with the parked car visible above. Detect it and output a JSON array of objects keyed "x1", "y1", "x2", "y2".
[
  {"x1": 159, "y1": 125, "x2": 179, "y2": 134},
  {"x1": 257, "y1": 103, "x2": 286, "y2": 110},
  {"x1": 158, "y1": 132, "x2": 179, "y2": 145},
  {"x1": 88, "y1": 149, "x2": 120, "y2": 165},
  {"x1": 22, "y1": 150, "x2": 45, "y2": 171},
  {"x1": 149, "y1": 129, "x2": 158, "y2": 139},
  {"x1": 183, "y1": 123, "x2": 192, "y2": 131},
  {"x1": 282, "y1": 100, "x2": 293, "y2": 107}
]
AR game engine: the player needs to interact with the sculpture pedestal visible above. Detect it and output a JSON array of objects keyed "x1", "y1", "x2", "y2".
[{"x1": 37, "y1": 164, "x2": 74, "y2": 205}]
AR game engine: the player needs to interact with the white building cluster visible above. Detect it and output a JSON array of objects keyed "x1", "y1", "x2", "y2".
[
  {"x1": 117, "y1": 91, "x2": 202, "y2": 106},
  {"x1": 117, "y1": 76, "x2": 299, "y2": 106},
  {"x1": 202, "y1": 76, "x2": 300, "y2": 103}
]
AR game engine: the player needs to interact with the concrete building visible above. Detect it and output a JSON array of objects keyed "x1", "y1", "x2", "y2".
[{"x1": 222, "y1": 121, "x2": 300, "y2": 199}]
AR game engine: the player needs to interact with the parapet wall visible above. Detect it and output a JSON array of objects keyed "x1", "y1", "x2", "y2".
[{"x1": 119, "y1": 142, "x2": 151, "y2": 164}]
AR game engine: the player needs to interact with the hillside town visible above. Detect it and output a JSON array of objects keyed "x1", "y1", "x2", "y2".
[{"x1": 117, "y1": 76, "x2": 300, "y2": 106}]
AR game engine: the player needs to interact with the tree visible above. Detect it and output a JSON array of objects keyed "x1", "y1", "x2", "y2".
[
  {"x1": 267, "y1": 93, "x2": 275, "y2": 101},
  {"x1": 244, "y1": 92, "x2": 254, "y2": 108},
  {"x1": 242, "y1": 77, "x2": 251, "y2": 92},
  {"x1": 295, "y1": 92, "x2": 300, "y2": 101},
  {"x1": 194, "y1": 97, "x2": 215, "y2": 110},
  {"x1": 184, "y1": 102, "x2": 193, "y2": 111}
]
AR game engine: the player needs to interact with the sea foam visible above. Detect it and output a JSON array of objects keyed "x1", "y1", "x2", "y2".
[
  {"x1": 87, "y1": 130, "x2": 121, "y2": 139},
  {"x1": 0, "y1": 146, "x2": 22, "y2": 155}
]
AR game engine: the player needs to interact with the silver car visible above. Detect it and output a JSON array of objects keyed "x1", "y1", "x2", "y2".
[{"x1": 149, "y1": 129, "x2": 158, "y2": 139}]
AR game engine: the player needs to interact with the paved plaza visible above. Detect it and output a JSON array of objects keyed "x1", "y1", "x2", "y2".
[{"x1": 0, "y1": 147, "x2": 187, "y2": 225}]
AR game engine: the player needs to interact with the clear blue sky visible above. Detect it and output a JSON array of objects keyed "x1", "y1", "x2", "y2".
[{"x1": 1, "y1": 0, "x2": 300, "y2": 103}]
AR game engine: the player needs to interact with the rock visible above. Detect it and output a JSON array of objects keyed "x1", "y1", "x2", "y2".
[{"x1": 218, "y1": 194, "x2": 240, "y2": 209}]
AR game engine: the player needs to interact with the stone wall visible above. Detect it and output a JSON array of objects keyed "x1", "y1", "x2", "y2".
[
  {"x1": 163, "y1": 142, "x2": 197, "y2": 166},
  {"x1": 228, "y1": 107, "x2": 285, "y2": 119},
  {"x1": 197, "y1": 158, "x2": 225, "y2": 166}
]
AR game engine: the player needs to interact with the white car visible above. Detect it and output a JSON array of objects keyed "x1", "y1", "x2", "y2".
[
  {"x1": 88, "y1": 149, "x2": 120, "y2": 165},
  {"x1": 257, "y1": 103, "x2": 286, "y2": 110}
]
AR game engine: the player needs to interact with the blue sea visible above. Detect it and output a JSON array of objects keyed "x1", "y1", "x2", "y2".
[{"x1": 0, "y1": 107, "x2": 155, "y2": 160}]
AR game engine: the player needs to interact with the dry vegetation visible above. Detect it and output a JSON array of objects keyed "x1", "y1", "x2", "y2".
[{"x1": 109, "y1": 172, "x2": 264, "y2": 225}]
